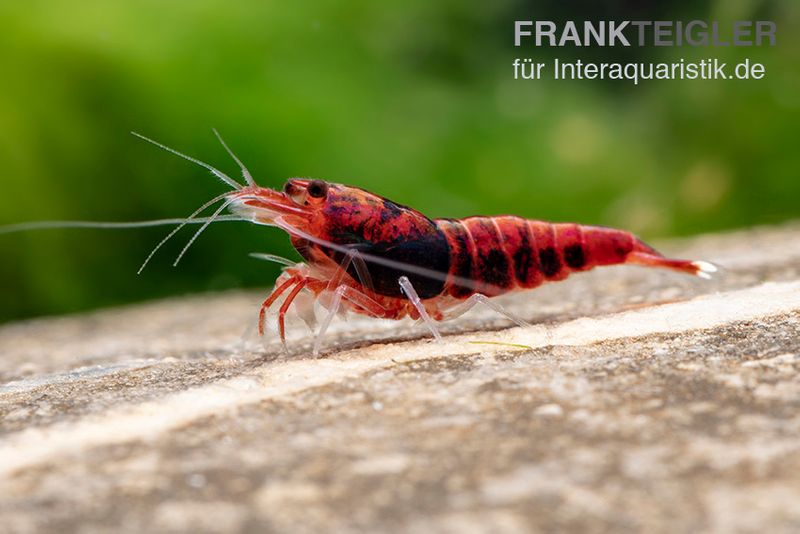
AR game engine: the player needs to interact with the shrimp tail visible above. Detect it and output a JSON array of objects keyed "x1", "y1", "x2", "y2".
[
  {"x1": 626, "y1": 245, "x2": 718, "y2": 279},
  {"x1": 579, "y1": 225, "x2": 718, "y2": 279}
]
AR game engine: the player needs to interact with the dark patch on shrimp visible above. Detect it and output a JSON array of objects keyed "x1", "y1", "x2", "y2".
[
  {"x1": 379, "y1": 199, "x2": 404, "y2": 224},
  {"x1": 539, "y1": 247, "x2": 561, "y2": 278},
  {"x1": 446, "y1": 221, "x2": 476, "y2": 297},
  {"x1": 480, "y1": 248, "x2": 512, "y2": 289},
  {"x1": 510, "y1": 224, "x2": 535, "y2": 285},
  {"x1": 564, "y1": 244, "x2": 586, "y2": 269}
]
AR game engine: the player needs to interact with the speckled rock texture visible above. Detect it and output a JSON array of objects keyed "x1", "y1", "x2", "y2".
[{"x1": 1, "y1": 223, "x2": 799, "y2": 533}]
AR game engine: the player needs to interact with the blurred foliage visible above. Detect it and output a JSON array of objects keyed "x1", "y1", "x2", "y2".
[{"x1": 0, "y1": 0, "x2": 797, "y2": 321}]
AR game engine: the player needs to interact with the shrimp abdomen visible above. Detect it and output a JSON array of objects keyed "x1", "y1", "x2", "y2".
[{"x1": 437, "y1": 217, "x2": 713, "y2": 299}]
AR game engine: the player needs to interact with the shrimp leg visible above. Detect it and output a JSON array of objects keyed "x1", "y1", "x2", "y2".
[
  {"x1": 441, "y1": 294, "x2": 530, "y2": 327},
  {"x1": 258, "y1": 274, "x2": 301, "y2": 336},
  {"x1": 313, "y1": 284, "x2": 386, "y2": 357},
  {"x1": 398, "y1": 276, "x2": 442, "y2": 341},
  {"x1": 325, "y1": 248, "x2": 375, "y2": 293},
  {"x1": 277, "y1": 279, "x2": 309, "y2": 347}
]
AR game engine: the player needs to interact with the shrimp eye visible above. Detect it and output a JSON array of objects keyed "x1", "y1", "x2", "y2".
[{"x1": 306, "y1": 180, "x2": 328, "y2": 199}]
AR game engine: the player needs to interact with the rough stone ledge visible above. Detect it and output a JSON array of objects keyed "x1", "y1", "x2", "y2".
[{"x1": 1, "y1": 222, "x2": 799, "y2": 533}]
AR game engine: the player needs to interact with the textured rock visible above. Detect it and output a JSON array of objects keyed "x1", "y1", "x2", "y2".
[{"x1": 1, "y1": 223, "x2": 799, "y2": 533}]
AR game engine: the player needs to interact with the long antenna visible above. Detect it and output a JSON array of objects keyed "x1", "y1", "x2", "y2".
[
  {"x1": 0, "y1": 216, "x2": 244, "y2": 235},
  {"x1": 212, "y1": 128, "x2": 256, "y2": 186},
  {"x1": 249, "y1": 253, "x2": 296, "y2": 267},
  {"x1": 173, "y1": 196, "x2": 239, "y2": 266},
  {"x1": 137, "y1": 191, "x2": 231, "y2": 274},
  {"x1": 131, "y1": 131, "x2": 244, "y2": 190}
]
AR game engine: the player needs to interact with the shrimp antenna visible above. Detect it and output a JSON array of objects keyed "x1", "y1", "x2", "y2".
[
  {"x1": 212, "y1": 128, "x2": 256, "y2": 186},
  {"x1": 138, "y1": 191, "x2": 231, "y2": 274},
  {"x1": 0, "y1": 216, "x2": 244, "y2": 235},
  {"x1": 249, "y1": 253, "x2": 296, "y2": 267},
  {"x1": 172, "y1": 196, "x2": 239, "y2": 267},
  {"x1": 131, "y1": 131, "x2": 244, "y2": 190}
]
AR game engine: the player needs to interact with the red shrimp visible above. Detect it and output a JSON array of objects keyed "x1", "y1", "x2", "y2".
[
  {"x1": 1, "y1": 132, "x2": 717, "y2": 356},
  {"x1": 226, "y1": 178, "x2": 716, "y2": 354}
]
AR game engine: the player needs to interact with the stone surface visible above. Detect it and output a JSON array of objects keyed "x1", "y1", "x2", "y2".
[{"x1": 1, "y1": 223, "x2": 799, "y2": 533}]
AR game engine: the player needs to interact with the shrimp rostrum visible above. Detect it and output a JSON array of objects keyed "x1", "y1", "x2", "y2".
[{"x1": 17, "y1": 132, "x2": 716, "y2": 356}]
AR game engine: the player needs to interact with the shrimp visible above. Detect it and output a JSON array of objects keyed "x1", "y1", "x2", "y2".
[
  {"x1": 1, "y1": 132, "x2": 718, "y2": 356},
  {"x1": 226, "y1": 177, "x2": 716, "y2": 354}
]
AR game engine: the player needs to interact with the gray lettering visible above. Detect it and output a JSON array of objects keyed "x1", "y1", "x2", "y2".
[
  {"x1": 733, "y1": 21, "x2": 753, "y2": 46},
  {"x1": 608, "y1": 20, "x2": 630, "y2": 46},
  {"x1": 514, "y1": 21, "x2": 533, "y2": 46},
  {"x1": 686, "y1": 20, "x2": 708, "y2": 46},
  {"x1": 756, "y1": 21, "x2": 776, "y2": 46},
  {"x1": 653, "y1": 21, "x2": 672, "y2": 46},
  {"x1": 536, "y1": 21, "x2": 557, "y2": 46},
  {"x1": 559, "y1": 21, "x2": 582, "y2": 46},
  {"x1": 629, "y1": 21, "x2": 652, "y2": 46},
  {"x1": 712, "y1": 22, "x2": 730, "y2": 46},
  {"x1": 584, "y1": 21, "x2": 605, "y2": 46}
]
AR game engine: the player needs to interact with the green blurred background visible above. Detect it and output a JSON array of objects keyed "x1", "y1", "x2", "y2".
[{"x1": 0, "y1": 0, "x2": 797, "y2": 322}]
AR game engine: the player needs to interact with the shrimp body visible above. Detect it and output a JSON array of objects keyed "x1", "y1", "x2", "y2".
[
  {"x1": 1, "y1": 132, "x2": 716, "y2": 356},
  {"x1": 229, "y1": 178, "x2": 715, "y2": 347}
]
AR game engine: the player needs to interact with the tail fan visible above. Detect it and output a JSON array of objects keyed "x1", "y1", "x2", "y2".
[{"x1": 627, "y1": 251, "x2": 718, "y2": 279}]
